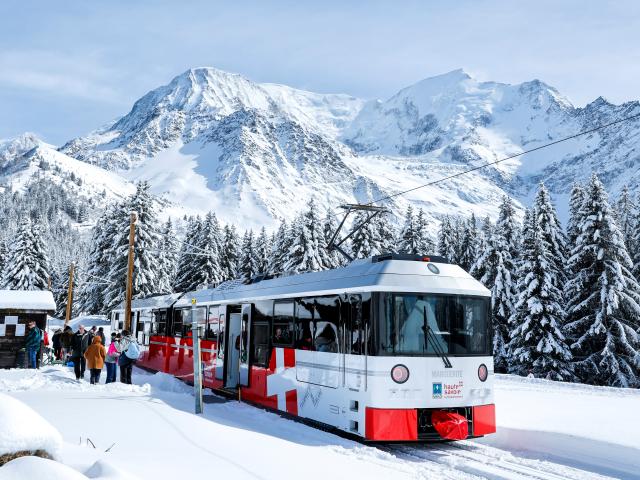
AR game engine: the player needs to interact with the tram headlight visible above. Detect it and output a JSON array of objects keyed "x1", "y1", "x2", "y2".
[
  {"x1": 478, "y1": 363, "x2": 488, "y2": 382},
  {"x1": 391, "y1": 364, "x2": 410, "y2": 384}
]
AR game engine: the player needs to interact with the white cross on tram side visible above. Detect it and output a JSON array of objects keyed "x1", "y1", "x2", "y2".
[{"x1": 266, "y1": 348, "x2": 296, "y2": 412}]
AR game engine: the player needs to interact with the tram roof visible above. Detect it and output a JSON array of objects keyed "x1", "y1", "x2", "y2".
[
  {"x1": 113, "y1": 292, "x2": 184, "y2": 313},
  {"x1": 174, "y1": 257, "x2": 490, "y2": 308}
]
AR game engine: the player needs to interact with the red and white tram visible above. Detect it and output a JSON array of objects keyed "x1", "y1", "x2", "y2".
[{"x1": 111, "y1": 254, "x2": 496, "y2": 441}]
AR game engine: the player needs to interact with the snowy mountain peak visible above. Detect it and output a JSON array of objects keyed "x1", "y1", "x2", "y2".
[{"x1": 0, "y1": 133, "x2": 43, "y2": 169}]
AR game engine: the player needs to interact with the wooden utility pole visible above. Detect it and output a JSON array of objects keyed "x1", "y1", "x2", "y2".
[
  {"x1": 124, "y1": 211, "x2": 137, "y2": 332},
  {"x1": 64, "y1": 262, "x2": 75, "y2": 326}
]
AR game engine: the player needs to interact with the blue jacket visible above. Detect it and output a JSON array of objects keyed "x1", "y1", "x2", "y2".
[{"x1": 25, "y1": 327, "x2": 41, "y2": 350}]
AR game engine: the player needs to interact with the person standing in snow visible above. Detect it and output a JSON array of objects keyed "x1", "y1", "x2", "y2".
[
  {"x1": 84, "y1": 336, "x2": 106, "y2": 384},
  {"x1": 70, "y1": 325, "x2": 90, "y2": 380},
  {"x1": 52, "y1": 329, "x2": 63, "y2": 360},
  {"x1": 88, "y1": 325, "x2": 97, "y2": 344},
  {"x1": 61, "y1": 325, "x2": 73, "y2": 361},
  {"x1": 117, "y1": 330, "x2": 139, "y2": 385},
  {"x1": 97, "y1": 327, "x2": 106, "y2": 345},
  {"x1": 24, "y1": 321, "x2": 42, "y2": 369},
  {"x1": 105, "y1": 332, "x2": 120, "y2": 384}
]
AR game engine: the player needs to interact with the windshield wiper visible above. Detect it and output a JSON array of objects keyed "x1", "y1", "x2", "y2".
[{"x1": 423, "y1": 306, "x2": 452, "y2": 369}]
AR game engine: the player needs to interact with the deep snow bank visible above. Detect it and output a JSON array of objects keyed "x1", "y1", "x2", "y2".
[
  {"x1": 0, "y1": 392, "x2": 62, "y2": 458},
  {"x1": 477, "y1": 374, "x2": 640, "y2": 478}
]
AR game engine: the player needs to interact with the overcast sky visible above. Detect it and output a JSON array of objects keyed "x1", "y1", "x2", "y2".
[{"x1": 1, "y1": 0, "x2": 638, "y2": 144}]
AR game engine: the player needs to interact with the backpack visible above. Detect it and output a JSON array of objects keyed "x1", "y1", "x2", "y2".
[
  {"x1": 107, "y1": 342, "x2": 118, "y2": 356},
  {"x1": 125, "y1": 340, "x2": 141, "y2": 360}
]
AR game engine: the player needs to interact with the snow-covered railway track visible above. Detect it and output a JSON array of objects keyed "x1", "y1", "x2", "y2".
[{"x1": 379, "y1": 441, "x2": 610, "y2": 480}]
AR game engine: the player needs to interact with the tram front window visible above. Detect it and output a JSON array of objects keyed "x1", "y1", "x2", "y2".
[{"x1": 379, "y1": 293, "x2": 490, "y2": 356}]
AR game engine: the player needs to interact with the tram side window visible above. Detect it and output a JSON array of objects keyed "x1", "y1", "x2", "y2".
[
  {"x1": 272, "y1": 301, "x2": 294, "y2": 346},
  {"x1": 252, "y1": 321, "x2": 270, "y2": 366},
  {"x1": 152, "y1": 310, "x2": 167, "y2": 335},
  {"x1": 206, "y1": 306, "x2": 219, "y2": 340},
  {"x1": 314, "y1": 296, "x2": 340, "y2": 353},
  {"x1": 295, "y1": 299, "x2": 314, "y2": 350},
  {"x1": 172, "y1": 309, "x2": 184, "y2": 337}
]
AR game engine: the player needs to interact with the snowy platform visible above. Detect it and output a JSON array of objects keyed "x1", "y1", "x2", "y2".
[{"x1": 0, "y1": 367, "x2": 638, "y2": 479}]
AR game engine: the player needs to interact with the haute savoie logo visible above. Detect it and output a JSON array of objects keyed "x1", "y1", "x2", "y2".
[{"x1": 432, "y1": 382, "x2": 443, "y2": 399}]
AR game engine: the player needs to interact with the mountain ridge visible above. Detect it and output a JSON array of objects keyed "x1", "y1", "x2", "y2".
[{"x1": 2, "y1": 67, "x2": 639, "y2": 229}]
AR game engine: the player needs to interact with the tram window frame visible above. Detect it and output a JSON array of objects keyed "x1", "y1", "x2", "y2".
[
  {"x1": 152, "y1": 310, "x2": 167, "y2": 335},
  {"x1": 251, "y1": 301, "x2": 273, "y2": 366},
  {"x1": 172, "y1": 309, "x2": 184, "y2": 337},
  {"x1": 295, "y1": 298, "x2": 315, "y2": 350},
  {"x1": 205, "y1": 305, "x2": 219, "y2": 341},
  {"x1": 272, "y1": 301, "x2": 295, "y2": 347},
  {"x1": 313, "y1": 296, "x2": 340, "y2": 353}
]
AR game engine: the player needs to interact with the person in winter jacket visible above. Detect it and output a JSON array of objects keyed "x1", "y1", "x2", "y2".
[
  {"x1": 117, "y1": 330, "x2": 137, "y2": 385},
  {"x1": 70, "y1": 325, "x2": 90, "y2": 380},
  {"x1": 36, "y1": 328, "x2": 49, "y2": 368},
  {"x1": 52, "y1": 329, "x2": 63, "y2": 360},
  {"x1": 105, "y1": 332, "x2": 119, "y2": 384},
  {"x1": 97, "y1": 327, "x2": 106, "y2": 346},
  {"x1": 61, "y1": 325, "x2": 73, "y2": 360},
  {"x1": 24, "y1": 321, "x2": 42, "y2": 369},
  {"x1": 84, "y1": 336, "x2": 106, "y2": 384}
]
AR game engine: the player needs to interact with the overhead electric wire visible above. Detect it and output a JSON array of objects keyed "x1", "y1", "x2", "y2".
[{"x1": 349, "y1": 111, "x2": 640, "y2": 210}]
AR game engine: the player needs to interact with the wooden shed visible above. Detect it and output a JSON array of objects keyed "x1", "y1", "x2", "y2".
[{"x1": 0, "y1": 290, "x2": 56, "y2": 368}]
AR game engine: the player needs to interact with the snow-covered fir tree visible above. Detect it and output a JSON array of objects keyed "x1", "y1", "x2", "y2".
[
  {"x1": 269, "y1": 219, "x2": 291, "y2": 274},
  {"x1": 239, "y1": 230, "x2": 257, "y2": 279},
  {"x1": 397, "y1": 205, "x2": 419, "y2": 254},
  {"x1": 255, "y1": 227, "x2": 271, "y2": 275},
  {"x1": 533, "y1": 183, "x2": 568, "y2": 284},
  {"x1": 322, "y1": 210, "x2": 343, "y2": 268},
  {"x1": 102, "y1": 182, "x2": 164, "y2": 311},
  {"x1": 284, "y1": 200, "x2": 331, "y2": 273},
  {"x1": 351, "y1": 210, "x2": 381, "y2": 259},
  {"x1": 220, "y1": 224, "x2": 240, "y2": 281},
  {"x1": 173, "y1": 216, "x2": 202, "y2": 292},
  {"x1": 376, "y1": 213, "x2": 397, "y2": 255},
  {"x1": 2, "y1": 218, "x2": 51, "y2": 290},
  {"x1": 80, "y1": 205, "x2": 117, "y2": 314},
  {"x1": 190, "y1": 211, "x2": 224, "y2": 288},
  {"x1": 437, "y1": 215, "x2": 458, "y2": 261},
  {"x1": 471, "y1": 199, "x2": 518, "y2": 373},
  {"x1": 509, "y1": 207, "x2": 573, "y2": 380},
  {"x1": 458, "y1": 214, "x2": 478, "y2": 272},
  {"x1": 566, "y1": 183, "x2": 586, "y2": 248},
  {"x1": 157, "y1": 219, "x2": 178, "y2": 293},
  {"x1": 565, "y1": 174, "x2": 640, "y2": 387},
  {"x1": 497, "y1": 195, "x2": 520, "y2": 262},
  {"x1": 0, "y1": 239, "x2": 7, "y2": 275},
  {"x1": 414, "y1": 208, "x2": 436, "y2": 254},
  {"x1": 614, "y1": 185, "x2": 635, "y2": 253}
]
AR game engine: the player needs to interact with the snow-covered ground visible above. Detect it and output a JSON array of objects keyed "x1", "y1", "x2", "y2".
[{"x1": 0, "y1": 367, "x2": 638, "y2": 479}]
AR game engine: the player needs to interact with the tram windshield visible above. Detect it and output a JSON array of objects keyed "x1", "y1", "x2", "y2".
[{"x1": 378, "y1": 293, "x2": 490, "y2": 356}]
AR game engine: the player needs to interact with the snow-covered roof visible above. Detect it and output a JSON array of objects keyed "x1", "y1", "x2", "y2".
[
  {"x1": 0, "y1": 290, "x2": 56, "y2": 311},
  {"x1": 174, "y1": 258, "x2": 490, "y2": 308},
  {"x1": 113, "y1": 292, "x2": 184, "y2": 313}
]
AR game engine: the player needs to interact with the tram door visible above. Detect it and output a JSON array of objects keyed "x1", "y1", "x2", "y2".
[
  {"x1": 225, "y1": 312, "x2": 242, "y2": 388},
  {"x1": 344, "y1": 295, "x2": 366, "y2": 391},
  {"x1": 238, "y1": 304, "x2": 252, "y2": 387}
]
